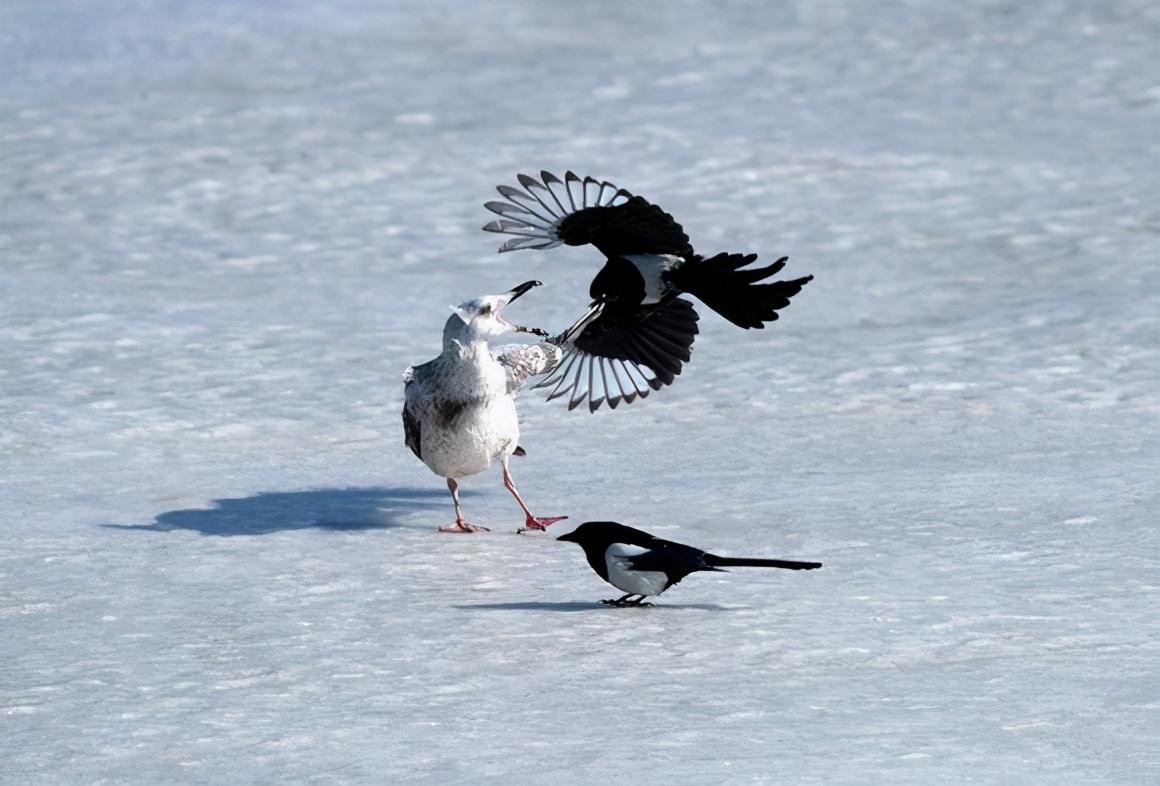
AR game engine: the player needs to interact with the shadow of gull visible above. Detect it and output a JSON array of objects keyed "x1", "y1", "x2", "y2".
[{"x1": 104, "y1": 486, "x2": 455, "y2": 536}]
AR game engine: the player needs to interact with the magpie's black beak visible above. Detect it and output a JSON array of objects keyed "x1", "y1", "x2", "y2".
[
  {"x1": 556, "y1": 531, "x2": 577, "y2": 542},
  {"x1": 506, "y1": 280, "x2": 542, "y2": 303}
]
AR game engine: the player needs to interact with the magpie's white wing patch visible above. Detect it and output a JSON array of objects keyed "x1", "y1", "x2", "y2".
[
  {"x1": 625, "y1": 253, "x2": 683, "y2": 305},
  {"x1": 536, "y1": 344, "x2": 663, "y2": 413},
  {"x1": 604, "y1": 543, "x2": 670, "y2": 597}
]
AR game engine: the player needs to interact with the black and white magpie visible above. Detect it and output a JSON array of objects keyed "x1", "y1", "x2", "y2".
[
  {"x1": 483, "y1": 171, "x2": 813, "y2": 412},
  {"x1": 557, "y1": 521, "x2": 822, "y2": 605}
]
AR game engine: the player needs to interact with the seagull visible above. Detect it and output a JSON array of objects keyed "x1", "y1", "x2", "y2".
[
  {"x1": 403, "y1": 280, "x2": 568, "y2": 533},
  {"x1": 483, "y1": 171, "x2": 813, "y2": 412},
  {"x1": 558, "y1": 521, "x2": 822, "y2": 606}
]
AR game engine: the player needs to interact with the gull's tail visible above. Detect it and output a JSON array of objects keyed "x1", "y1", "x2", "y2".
[{"x1": 669, "y1": 253, "x2": 813, "y2": 330}]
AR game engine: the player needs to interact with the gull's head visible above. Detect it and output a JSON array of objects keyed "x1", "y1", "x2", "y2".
[{"x1": 443, "y1": 280, "x2": 544, "y2": 347}]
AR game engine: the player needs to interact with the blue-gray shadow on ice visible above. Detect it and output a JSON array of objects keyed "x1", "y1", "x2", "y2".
[
  {"x1": 455, "y1": 601, "x2": 739, "y2": 613},
  {"x1": 104, "y1": 486, "x2": 462, "y2": 536}
]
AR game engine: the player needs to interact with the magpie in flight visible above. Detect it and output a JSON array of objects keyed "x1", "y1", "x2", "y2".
[
  {"x1": 483, "y1": 171, "x2": 813, "y2": 412},
  {"x1": 403, "y1": 281, "x2": 568, "y2": 533},
  {"x1": 558, "y1": 521, "x2": 822, "y2": 605}
]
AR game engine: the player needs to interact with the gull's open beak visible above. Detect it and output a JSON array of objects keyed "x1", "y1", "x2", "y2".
[
  {"x1": 500, "y1": 280, "x2": 549, "y2": 337},
  {"x1": 504, "y1": 280, "x2": 542, "y2": 304}
]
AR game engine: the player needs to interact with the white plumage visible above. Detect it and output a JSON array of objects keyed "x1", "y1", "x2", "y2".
[
  {"x1": 404, "y1": 342, "x2": 520, "y2": 479},
  {"x1": 402, "y1": 282, "x2": 567, "y2": 533},
  {"x1": 604, "y1": 543, "x2": 671, "y2": 597},
  {"x1": 623, "y1": 253, "x2": 683, "y2": 305}
]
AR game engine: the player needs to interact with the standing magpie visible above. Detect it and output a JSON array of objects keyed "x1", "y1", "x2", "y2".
[
  {"x1": 403, "y1": 281, "x2": 568, "y2": 533},
  {"x1": 483, "y1": 171, "x2": 813, "y2": 412},
  {"x1": 558, "y1": 521, "x2": 822, "y2": 605}
]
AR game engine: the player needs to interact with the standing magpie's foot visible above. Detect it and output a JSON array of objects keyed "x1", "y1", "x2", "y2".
[
  {"x1": 438, "y1": 520, "x2": 491, "y2": 533},
  {"x1": 517, "y1": 514, "x2": 568, "y2": 533},
  {"x1": 600, "y1": 594, "x2": 652, "y2": 607}
]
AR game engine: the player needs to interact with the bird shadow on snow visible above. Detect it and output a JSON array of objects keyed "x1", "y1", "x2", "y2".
[
  {"x1": 103, "y1": 486, "x2": 454, "y2": 536},
  {"x1": 455, "y1": 601, "x2": 739, "y2": 613}
]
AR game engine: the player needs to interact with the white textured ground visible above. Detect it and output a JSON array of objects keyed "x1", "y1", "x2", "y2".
[{"x1": 3, "y1": 1, "x2": 1159, "y2": 783}]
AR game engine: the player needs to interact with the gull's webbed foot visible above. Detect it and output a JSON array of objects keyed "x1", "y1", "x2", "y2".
[{"x1": 517, "y1": 514, "x2": 568, "y2": 533}]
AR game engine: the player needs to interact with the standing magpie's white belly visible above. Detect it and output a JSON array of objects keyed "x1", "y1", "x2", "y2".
[
  {"x1": 421, "y1": 395, "x2": 520, "y2": 478},
  {"x1": 605, "y1": 543, "x2": 670, "y2": 596}
]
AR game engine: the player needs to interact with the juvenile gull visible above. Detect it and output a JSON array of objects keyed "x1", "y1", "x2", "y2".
[
  {"x1": 403, "y1": 280, "x2": 567, "y2": 533},
  {"x1": 483, "y1": 171, "x2": 813, "y2": 412}
]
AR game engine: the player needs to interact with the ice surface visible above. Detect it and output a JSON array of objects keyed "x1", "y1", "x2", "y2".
[{"x1": 2, "y1": 0, "x2": 1159, "y2": 783}]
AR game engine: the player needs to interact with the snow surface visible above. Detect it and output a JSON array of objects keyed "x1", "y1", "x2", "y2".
[{"x1": 3, "y1": 0, "x2": 1159, "y2": 783}]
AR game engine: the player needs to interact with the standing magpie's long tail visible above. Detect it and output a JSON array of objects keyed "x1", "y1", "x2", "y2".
[
  {"x1": 669, "y1": 253, "x2": 813, "y2": 329},
  {"x1": 704, "y1": 553, "x2": 822, "y2": 570}
]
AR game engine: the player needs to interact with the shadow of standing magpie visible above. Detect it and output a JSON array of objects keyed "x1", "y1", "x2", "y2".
[
  {"x1": 104, "y1": 486, "x2": 454, "y2": 536},
  {"x1": 454, "y1": 601, "x2": 740, "y2": 612}
]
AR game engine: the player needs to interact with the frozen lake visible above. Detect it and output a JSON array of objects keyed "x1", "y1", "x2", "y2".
[{"x1": 2, "y1": 0, "x2": 1158, "y2": 782}]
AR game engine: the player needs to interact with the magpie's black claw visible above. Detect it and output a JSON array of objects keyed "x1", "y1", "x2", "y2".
[{"x1": 600, "y1": 595, "x2": 652, "y2": 607}]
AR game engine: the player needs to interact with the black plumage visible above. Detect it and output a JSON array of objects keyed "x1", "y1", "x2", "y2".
[
  {"x1": 402, "y1": 402, "x2": 422, "y2": 461},
  {"x1": 483, "y1": 171, "x2": 813, "y2": 412},
  {"x1": 558, "y1": 521, "x2": 822, "y2": 606}
]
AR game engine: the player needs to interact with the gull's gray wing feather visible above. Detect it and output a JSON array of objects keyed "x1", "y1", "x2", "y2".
[
  {"x1": 495, "y1": 343, "x2": 563, "y2": 393},
  {"x1": 402, "y1": 363, "x2": 430, "y2": 460}
]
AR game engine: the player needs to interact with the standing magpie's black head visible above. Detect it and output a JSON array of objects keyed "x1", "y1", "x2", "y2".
[{"x1": 557, "y1": 521, "x2": 651, "y2": 546}]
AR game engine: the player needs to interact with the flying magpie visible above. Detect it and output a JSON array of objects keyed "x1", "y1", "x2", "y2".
[
  {"x1": 483, "y1": 171, "x2": 813, "y2": 412},
  {"x1": 403, "y1": 281, "x2": 568, "y2": 532},
  {"x1": 558, "y1": 521, "x2": 822, "y2": 605}
]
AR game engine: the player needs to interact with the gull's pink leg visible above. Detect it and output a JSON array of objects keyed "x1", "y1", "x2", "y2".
[
  {"x1": 501, "y1": 455, "x2": 567, "y2": 532},
  {"x1": 438, "y1": 478, "x2": 490, "y2": 533}
]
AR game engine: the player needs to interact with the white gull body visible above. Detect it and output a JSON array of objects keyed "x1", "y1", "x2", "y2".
[
  {"x1": 402, "y1": 282, "x2": 567, "y2": 533},
  {"x1": 407, "y1": 339, "x2": 520, "y2": 479}
]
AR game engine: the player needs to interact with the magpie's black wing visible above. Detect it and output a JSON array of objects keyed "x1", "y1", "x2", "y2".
[
  {"x1": 626, "y1": 542, "x2": 715, "y2": 586},
  {"x1": 483, "y1": 171, "x2": 692, "y2": 258},
  {"x1": 536, "y1": 297, "x2": 699, "y2": 412},
  {"x1": 581, "y1": 521, "x2": 669, "y2": 549}
]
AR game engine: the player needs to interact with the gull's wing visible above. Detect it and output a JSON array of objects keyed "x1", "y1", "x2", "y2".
[
  {"x1": 402, "y1": 364, "x2": 431, "y2": 460},
  {"x1": 494, "y1": 342, "x2": 563, "y2": 393},
  {"x1": 483, "y1": 171, "x2": 692, "y2": 258},
  {"x1": 535, "y1": 297, "x2": 699, "y2": 413}
]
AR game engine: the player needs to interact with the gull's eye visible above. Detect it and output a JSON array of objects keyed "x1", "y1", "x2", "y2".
[{"x1": 478, "y1": 304, "x2": 493, "y2": 315}]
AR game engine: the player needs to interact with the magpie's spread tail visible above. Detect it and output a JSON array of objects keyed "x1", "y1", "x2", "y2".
[
  {"x1": 669, "y1": 253, "x2": 813, "y2": 329},
  {"x1": 704, "y1": 554, "x2": 822, "y2": 571}
]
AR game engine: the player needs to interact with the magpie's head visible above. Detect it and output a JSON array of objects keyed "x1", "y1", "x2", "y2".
[
  {"x1": 444, "y1": 280, "x2": 543, "y2": 345},
  {"x1": 558, "y1": 521, "x2": 633, "y2": 546}
]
